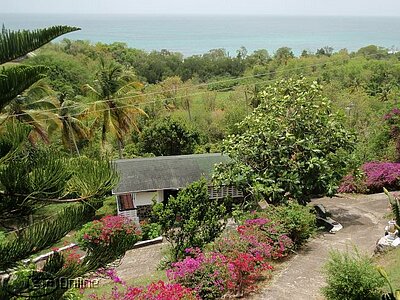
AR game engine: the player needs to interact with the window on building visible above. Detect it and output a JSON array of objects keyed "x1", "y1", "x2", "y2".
[
  {"x1": 118, "y1": 193, "x2": 135, "y2": 211},
  {"x1": 208, "y1": 186, "x2": 244, "y2": 199}
]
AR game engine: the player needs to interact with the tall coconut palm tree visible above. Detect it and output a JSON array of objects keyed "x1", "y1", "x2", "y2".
[
  {"x1": 0, "y1": 81, "x2": 61, "y2": 145},
  {"x1": 84, "y1": 58, "x2": 146, "y2": 158},
  {"x1": 56, "y1": 93, "x2": 88, "y2": 155}
]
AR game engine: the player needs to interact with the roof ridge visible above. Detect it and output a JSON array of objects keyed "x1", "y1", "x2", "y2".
[{"x1": 114, "y1": 152, "x2": 224, "y2": 163}]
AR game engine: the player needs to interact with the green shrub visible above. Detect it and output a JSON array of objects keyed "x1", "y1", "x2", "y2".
[
  {"x1": 141, "y1": 222, "x2": 162, "y2": 240},
  {"x1": 138, "y1": 117, "x2": 200, "y2": 156},
  {"x1": 207, "y1": 76, "x2": 239, "y2": 91},
  {"x1": 322, "y1": 249, "x2": 385, "y2": 300},
  {"x1": 239, "y1": 201, "x2": 316, "y2": 247},
  {"x1": 272, "y1": 202, "x2": 316, "y2": 246},
  {"x1": 153, "y1": 178, "x2": 227, "y2": 261},
  {"x1": 95, "y1": 196, "x2": 117, "y2": 219},
  {"x1": 0, "y1": 231, "x2": 7, "y2": 246}
]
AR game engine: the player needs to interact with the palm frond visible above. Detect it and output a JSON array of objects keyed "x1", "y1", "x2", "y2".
[
  {"x1": 0, "y1": 65, "x2": 48, "y2": 109},
  {"x1": 82, "y1": 83, "x2": 105, "y2": 102},
  {"x1": 0, "y1": 26, "x2": 80, "y2": 64},
  {"x1": 69, "y1": 118, "x2": 88, "y2": 139},
  {"x1": 24, "y1": 82, "x2": 56, "y2": 102}
]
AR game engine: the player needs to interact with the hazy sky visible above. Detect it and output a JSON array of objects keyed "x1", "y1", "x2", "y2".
[{"x1": 3, "y1": 0, "x2": 400, "y2": 16}]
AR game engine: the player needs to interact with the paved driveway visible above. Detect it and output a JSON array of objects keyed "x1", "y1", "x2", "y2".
[{"x1": 251, "y1": 193, "x2": 390, "y2": 300}]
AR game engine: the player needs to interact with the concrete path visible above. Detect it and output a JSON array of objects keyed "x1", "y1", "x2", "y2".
[{"x1": 251, "y1": 193, "x2": 390, "y2": 300}]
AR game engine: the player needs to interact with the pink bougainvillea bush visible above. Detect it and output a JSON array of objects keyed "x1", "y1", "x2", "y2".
[
  {"x1": 338, "y1": 162, "x2": 400, "y2": 193},
  {"x1": 362, "y1": 162, "x2": 400, "y2": 192},
  {"x1": 76, "y1": 215, "x2": 141, "y2": 251},
  {"x1": 167, "y1": 248, "x2": 229, "y2": 299}
]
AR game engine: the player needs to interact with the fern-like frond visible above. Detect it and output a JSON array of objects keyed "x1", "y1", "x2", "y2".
[{"x1": 0, "y1": 26, "x2": 80, "y2": 64}]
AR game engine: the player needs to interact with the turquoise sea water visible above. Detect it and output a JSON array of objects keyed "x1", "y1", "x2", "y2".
[{"x1": 1, "y1": 14, "x2": 400, "y2": 56}]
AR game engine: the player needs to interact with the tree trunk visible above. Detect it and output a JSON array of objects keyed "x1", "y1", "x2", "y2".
[
  {"x1": 68, "y1": 121, "x2": 80, "y2": 156},
  {"x1": 118, "y1": 139, "x2": 124, "y2": 159}
]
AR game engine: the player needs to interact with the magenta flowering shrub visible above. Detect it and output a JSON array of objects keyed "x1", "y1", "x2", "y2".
[
  {"x1": 339, "y1": 162, "x2": 400, "y2": 193},
  {"x1": 97, "y1": 268, "x2": 126, "y2": 285},
  {"x1": 167, "y1": 248, "x2": 229, "y2": 299},
  {"x1": 362, "y1": 162, "x2": 400, "y2": 192},
  {"x1": 77, "y1": 215, "x2": 141, "y2": 251}
]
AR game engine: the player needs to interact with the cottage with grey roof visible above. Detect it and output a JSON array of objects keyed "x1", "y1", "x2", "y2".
[{"x1": 112, "y1": 153, "x2": 244, "y2": 222}]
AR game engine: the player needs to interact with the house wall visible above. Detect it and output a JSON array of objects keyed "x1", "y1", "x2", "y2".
[{"x1": 134, "y1": 191, "x2": 161, "y2": 206}]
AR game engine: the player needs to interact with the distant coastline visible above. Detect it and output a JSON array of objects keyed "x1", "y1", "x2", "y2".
[{"x1": 2, "y1": 14, "x2": 400, "y2": 56}]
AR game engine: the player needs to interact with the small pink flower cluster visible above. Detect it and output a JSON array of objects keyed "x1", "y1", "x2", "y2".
[
  {"x1": 384, "y1": 108, "x2": 400, "y2": 121},
  {"x1": 97, "y1": 268, "x2": 125, "y2": 285},
  {"x1": 338, "y1": 174, "x2": 359, "y2": 193}
]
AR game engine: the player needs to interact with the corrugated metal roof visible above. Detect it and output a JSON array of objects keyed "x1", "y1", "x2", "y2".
[{"x1": 112, "y1": 153, "x2": 230, "y2": 194}]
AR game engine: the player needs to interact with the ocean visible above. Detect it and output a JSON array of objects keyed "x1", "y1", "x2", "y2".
[{"x1": 1, "y1": 14, "x2": 400, "y2": 56}]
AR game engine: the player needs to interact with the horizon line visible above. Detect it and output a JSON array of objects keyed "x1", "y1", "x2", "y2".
[{"x1": 2, "y1": 12, "x2": 400, "y2": 17}]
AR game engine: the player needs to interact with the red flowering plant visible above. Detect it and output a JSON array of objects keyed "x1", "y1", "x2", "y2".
[
  {"x1": 76, "y1": 215, "x2": 141, "y2": 253},
  {"x1": 62, "y1": 247, "x2": 82, "y2": 268},
  {"x1": 89, "y1": 280, "x2": 199, "y2": 300},
  {"x1": 338, "y1": 174, "x2": 367, "y2": 193},
  {"x1": 210, "y1": 219, "x2": 291, "y2": 297},
  {"x1": 226, "y1": 251, "x2": 273, "y2": 297},
  {"x1": 213, "y1": 230, "x2": 274, "y2": 297}
]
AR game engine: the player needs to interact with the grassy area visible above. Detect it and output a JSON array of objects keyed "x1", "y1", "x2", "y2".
[
  {"x1": 33, "y1": 203, "x2": 73, "y2": 219},
  {"x1": 83, "y1": 270, "x2": 167, "y2": 297},
  {"x1": 375, "y1": 247, "x2": 400, "y2": 290},
  {"x1": 95, "y1": 196, "x2": 117, "y2": 219}
]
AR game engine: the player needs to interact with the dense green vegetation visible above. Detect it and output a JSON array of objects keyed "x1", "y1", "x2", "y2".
[
  {"x1": 0, "y1": 27, "x2": 145, "y2": 300},
  {"x1": 153, "y1": 178, "x2": 227, "y2": 261},
  {"x1": 14, "y1": 40, "x2": 399, "y2": 165}
]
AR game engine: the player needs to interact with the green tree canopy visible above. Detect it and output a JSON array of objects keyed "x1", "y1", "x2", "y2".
[
  {"x1": 213, "y1": 78, "x2": 356, "y2": 205},
  {"x1": 138, "y1": 117, "x2": 200, "y2": 156}
]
